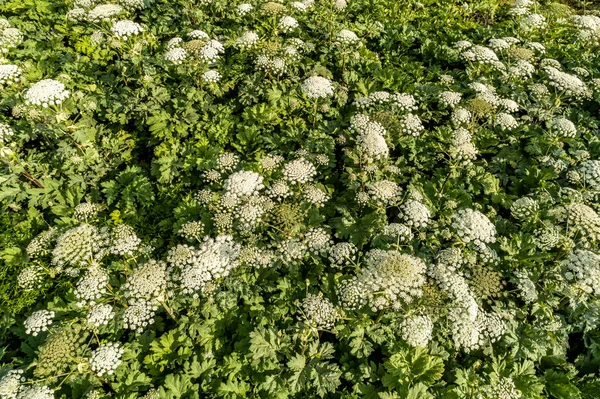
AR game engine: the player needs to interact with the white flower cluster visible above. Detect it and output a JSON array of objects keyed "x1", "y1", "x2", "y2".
[
  {"x1": 26, "y1": 228, "x2": 59, "y2": 258},
  {"x1": 571, "y1": 15, "x2": 600, "y2": 44},
  {"x1": 399, "y1": 199, "x2": 430, "y2": 228},
  {"x1": 353, "y1": 114, "x2": 389, "y2": 162},
  {"x1": 255, "y1": 54, "x2": 287, "y2": 75},
  {"x1": 73, "y1": 202, "x2": 100, "y2": 221},
  {"x1": 451, "y1": 108, "x2": 471, "y2": 126},
  {"x1": 122, "y1": 299, "x2": 157, "y2": 332},
  {"x1": 439, "y1": 91, "x2": 462, "y2": 108},
  {"x1": 495, "y1": 112, "x2": 518, "y2": 130},
  {"x1": 328, "y1": 242, "x2": 357, "y2": 267},
  {"x1": 544, "y1": 66, "x2": 589, "y2": 98},
  {"x1": 87, "y1": 303, "x2": 115, "y2": 328},
  {"x1": 514, "y1": 271, "x2": 537, "y2": 303},
  {"x1": 336, "y1": 29, "x2": 359, "y2": 45},
  {"x1": 562, "y1": 203, "x2": 600, "y2": 243},
  {"x1": 0, "y1": 64, "x2": 21, "y2": 85},
  {"x1": 579, "y1": 160, "x2": 600, "y2": 191},
  {"x1": 452, "y1": 209, "x2": 496, "y2": 245},
  {"x1": 236, "y1": 31, "x2": 259, "y2": 49},
  {"x1": 304, "y1": 227, "x2": 333, "y2": 255},
  {"x1": 123, "y1": 260, "x2": 171, "y2": 302},
  {"x1": 16, "y1": 385, "x2": 54, "y2": 399},
  {"x1": 400, "y1": 314, "x2": 433, "y2": 347},
  {"x1": 223, "y1": 170, "x2": 264, "y2": 198},
  {"x1": 460, "y1": 45, "x2": 499, "y2": 64},
  {"x1": 0, "y1": 123, "x2": 14, "y2": 143},
  {"x1": 86, "y1": 4, "x2": 123, "y2": 22},
  {"x1": 52, "y1": 224, "x2": 108, "y2": 267},
  {"x1": 111, "y1": 20, "x2": 143, "y2": 40},
  {"x1": 17, "y1": 265, "x2": 43, "y2": 291},
  {"x1": 382, "y1": 223, "x2": 413, "y2": 241},
  {"x1": 74, "y1": 266, "x2": 109, "y2": 306},
  {"x1": 510, "y1": 197, "x2": 538, "y2": 220},
  {"x1": 90, "y1": 342, "x2": 124, "y2": 376},
  {"x1": 109, "y1": 224, "x2": 141, "y2": 256},
  {"x1": 449, "y1": 127, "x2": 477, "y2": 165},
  {"x1": 301, "y1": 76, "x2": 334, "y2": 99},
  {"x1": 282, "y1": 158, "x2": 316, "y2": 184},
  {"x1": 172, "y1": 235, "x2": 241, "y2": 298},
  {"x1": 0, "y1": 369, "x2": 24, "y2": 399},
  {"x1": 399, "y1": 113, "x2": 424, "y2": 136},
  {"x1": 0, "y1": 27, "x2": 23, "y2": 52},
  {"x1": 202, "y1": 70, "x2": 221, "y2": 83},
  {"x1": 24, "y1": 79, "x2": 70, "y2": 108},
  {"x1": 119, "y1": 0, "x2": 146, "y2": 11},
  {"x1": 478, "y1": 377, "x2": 522, "y2": 399},
  {"x1": 299, "y1": 293, "x2": 338, "y2": 330},
  {"x1": 178, "y1": 221, "x2": 204, "y2": 240},
  {"x1": 303, "y1": 185, "x2": 329, "y2": 207},
  {"x1": 24, "y1": 310, "x2": 55, "y2": 336},
  {"x1": 278, "y1": 16, "x2": 298, "y2": 32},
  {"x1": 365, "y1": 180, "x2": 402, "y2": 206},
  {"x1": 164, "y1": 47, "x2": 187, "y2": 64},
  {"x1": 237, "y1": 3, "x2": 253, "y2": 15},
  {"x1": 563, "y1": 250, "x2": 600, "y2": 296}
]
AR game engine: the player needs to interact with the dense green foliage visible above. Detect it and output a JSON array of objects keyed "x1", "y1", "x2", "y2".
[{"x1": 1, "y1": 0, "x2": 600, "y2": 397}]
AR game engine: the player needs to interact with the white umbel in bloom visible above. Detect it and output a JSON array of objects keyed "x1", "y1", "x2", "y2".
[
  {"x1": 299, "y1": 293, "x2": 338, "y2": 330},
  {"x1": 278, "y1": 16, "x2": 298, "y2": 32},
  {"x1": 301, "y1": 76, "x2": 334, "y2": 99},
  {"x1": 24, "y1": 79, "x2": 70, "y2": 108},
  {"x1": 548, "y1": 118, "x2": 577, "y2": 138},
  {"x1": 24, "y1": 310, "x2": 55, "y2": 336},
  {"x1": 0, "y1": 369, "x2": 23, "y2": 399},
  {"x1": 0, "y1": 64, "x2": 21, "y2": 85},
  {"x1": 202, "y1": 70, "x2": 221, "y2": 83},
  {"x1": 235, "y1": 31, "x2": 259, "y2": 49},
  {"x1": 563, "y1": 250, "x2": 600, "y2": 296},
  {"x1": 164, "y1": 47, "x2": 187, "y2": 64},
  {"x1": 400, "y1": 315, "x2": 434, "y2": 347},
  {"x1": 16, "y1": 385, "x2": 54, "y2": 399},
  {"x1": 87, "y1": 304, "x2": 115, "y2": 328},
  {"x1": 90, "y1": 342, "x2": 124, "y2": 376},
  {"x1": 0, "y1": 123, "x2": 14, "y2": 143},
  {"x1": 111, "y1": 20, "x2": 143, "y2": 40},
  {"x1": 452, "y1": 209, "x2": 496, "y2": 245},
  {"x1": 223, "y1": 171, "x2": 264, "y2": 198},
  {"x1": 283, "y1": 158, "x2": 316, "y2": 184},
  {"x1": 336, "y1": 29, "x2": 359, "y2": 45},
  {"x1": 399, "y1": 199, "x2": 431, "y2": 228}
]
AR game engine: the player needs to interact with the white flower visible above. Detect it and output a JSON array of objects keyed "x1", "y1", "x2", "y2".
[
  {"x1": 452, "y1": 208, "x2": 496, "y2": 245},
  {"x1": 283, "y1": 158, "x2": 316, "y2": 184},
  {"x1": 164, "y1": 47, "x2": 187, "y2": 64},
  {"x1": 299, "y1": 293, "x2": 338, "y2": 330},
  {"x1": 237, "y1": 3, "x2": 253, "y2": 15},
  {"x1": 279, "y1": 16, "x2": 298, "y2": 32},
  {"x1": 87, "y1": 304, "x2": 115, "y2": 328},
  {"x1": 202, "y1": 70, "x2": 221, "y2": 83},
  {"x1": 495, "y1": 112, "x2": 519, "y2": 130},
  {"x1": 24, "y1": 310, "x2": 55, "y2": 336},
  {"x1": 111, "y1": 20, "x2": 143, "y2": 40},
  {"x1": 0, "y1": 64, "x2": 21, "y2": 85},
  {"x1": 24, "y1": 79, "x2": 70, "y2": 108},
  {"x1": 87, "y1": 4, "x2": 123, "y2": 22},
  {"x1": 188, "y1": 30, "x2": 209, "y2": 40},
  {"x1": 548, "y1": 117, "x2": 576, "y2": 138},
  {"x1": 301, "y1": 76, "x2": 334, "y2": 99},
  {"x1": 236, "y1": 31, "x2": 259, "y2": 49},
  {"x1": 336, "y1": 29, "x2": 359, "y2": 45},
  {"x1": 223, "y1": 170, "x2": 264, "y2": 198},
  {"x1": 90, "y1": 342, "x2": 124, "y2": 376},
  {"x1": 401, "y1": 315, "x2": 433, "y2": 347}
]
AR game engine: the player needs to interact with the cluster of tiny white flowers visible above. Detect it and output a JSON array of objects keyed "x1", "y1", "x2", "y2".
[
  {"x1": 498, "y1": 98, "x2": 519, "y2": 113},
  {"x1": 119, "y1": 0, "x2": 146, "y2": 11},
  {"x1": 87, "y1": 303, "x2": 115, "y2": 328},
  {"x1": 278, "y1": 238, "x2": 307, "y2": 264},
  {"x1": 299, "y1": 293, "x2": 338, "y2": 330},
  {"x1": 546, "y1": 118, "x2": 576, "y2": 140},
  {"x1": 533, "y1": 225, "x2": 561, "y2": 251},
  {"x1": 508, "y1": 60, "x2": 535, "y2": 79},
  {"x1": 561, "y1": 203, "x2": 600, "y2": 242},
  {"x1": 563, "y1": 250, "x2": 600, "y2": 296},
  {"x1": 336, "y1": 29, "x2": 359, "y2": 45},
  {"x1": 278, "y1": 16, "x2": 298, "y2": 32},
  {"x1": 198, "y1": 40, "x2": 225, "y2": 63},
  {"x1": 514, "y1": 271, "x2": 538, "y2": 303},
  {"x1": 303, "y1": 184, "x2": 329, "y2": 207},
  {"x1": 24, "y1": 79, "x2": 70, "y2": 108},
  {"x1": 328, "y1": 242, "x2": 357, "y2": 267},
  {"x1": 164, "y1": 47, "x2": 187, "y2": 64},
  {"x1": 17, "y1": 265, "x2": 43, "y2": 291},
  {"x1": 86, "y1": 4, "x2": 123, "y2": 22},
  {"x1": 122, "y1": 299, "x2": 157, "y2": 332},
  {"x1": 111, "y1": 20, "x2": 143, "y2": 40},
  {"x1": 301, "y1": 76, "x2": 334, "y2": 99},
  {"x1": 174, "y1": 235, "x2": 241, "y2": 298},
  {"x1": 450, "y1": 127, "x2": 477, "y2": 165},
  {"x1": 74, "y1": 266, "x2": 109, "y2": 306},
  {"x1": 26, "y1": 228, "x2": 59, "y2": 258},
  {"x1": 282, "y1": 158, "x2": 316, "y2": 184},
  {"x1": 366, "y1": 180, "x2": 402, "y2": 206},
  {"x1": 109, "y1": 224, "x2": 141, "y2": 256},
  {"x1": 510, "y1": 197, "x2": 539, "y2": 220},
  {"x1": 52, "y1": 224, "x2": 108, "y2": 267},
  {"x1": 255, "y1": 54, "x2": 287, "y2": 75},
  {"x1": 399, "y1": 113, "x2": 424, "y2": 136},
  {"x1": 580, "y1": 160, "x2": 600, "y2": 190},
  {"x1": 452, "y1": 209, "x2": 496, "y2": 245},
  {"x1": 520, "y1": 13, "x2": 546, "y2": 31},
  {"x1": 487, "y1": 38, "x2": 510, "y2": 52},
  {"x1": 0, "y1": 123, "x2": 14, "y2": 143},
  {"x1": 400, "y1": 314, "x2": 433, "y2": 347},
  {"x1": 0, "y1": 64, "x2": 21, "y2": 85},
  {"x1": 439, "y1": 91, "x2": 462, "y2": 108},
  {"x1": 0, "y1": 369, "x2": 24, "y2": 399},
  {"x1": 461, "y1": 45, "x2": 499, "y2": 64},
  {"x1": 202, "y1": 70, "x2": 221, "y2": 83},
  {"x1": 236, "y1": 31, "x2": 259, "y2": 49},
  {"x1": 90, "y1": 342, "x2": 124, "y2": 376},
  {"x1": 382, "y1": 223, "x2": 413, "y2": 241},
  {"x1": 0, "y1": 27, "x2": 23, "y2": 52},
  {"x1": 495, "y1": 112, "x2": 519, "y2": 130},
  {"x1": 544, "y1": 66, "x2": 589, "y2": 98},
  {"x1": 451, "y1": 108, "x2": 472, "y2": 126},
  {"x1": 336, "y1": 278, "x2": 368, "y2": 310},
  {"x1": 478, "y1": 377, "x2": 522, "y2": 399},
  {"x1": 178, "y1": 221, "x2": 204, "y2": 240},
  {"x1": 24, "y1": 310, "x2": 55, "y2": 336},
  {"x1": 123, "y1": 260, "x2": 171, "y2": 302},
  {"x1": 399, "y1": 199, "x2": 430, "y2": 228},
  {"x1": 223, "y1": 170, "x2": 264, "y2": 198},
  {"x1": 304, "y1": 227, "x2": 333, "y2": 255},
  {"x1": 73, "y1": 202, "x2": 100, "y2": 221},
  {"x1": 16, "y1": 385, "x2": 54, "y2": 399},
  {"x1": 237, "y1": 3, "x2": 253, "y2": 15}
]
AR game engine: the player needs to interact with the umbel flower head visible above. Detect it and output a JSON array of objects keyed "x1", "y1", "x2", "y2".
[
  {"x1": 24, "y1": 79, "x2": 70, "y2": 108},
  {"x1": 90, "y1": 342, "x2": 124, "y2": 377},
  {"x1": 301, "y1": 76, "x2": 334, "y2": 99}
]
